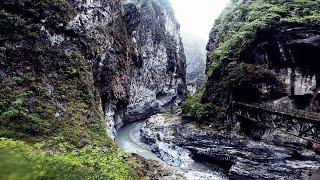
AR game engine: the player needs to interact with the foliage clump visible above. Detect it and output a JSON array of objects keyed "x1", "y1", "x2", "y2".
[
  {"x1": 182, "y1": 90, "x2": 215, "y2": 122},
  {"x1": 0, "y1": 138, "x2": 137, "y2": 180},
  {"x1": 0, "y1": 0, "x2": 104, "y2": 146},
  {"x1": 208, "y1": 0, "x2": 320, "y2": 74}
]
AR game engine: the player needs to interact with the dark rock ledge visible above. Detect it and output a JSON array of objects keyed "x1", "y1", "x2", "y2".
[{"x1": 140, "y1": 114, "x2": 320, "y2": 179}]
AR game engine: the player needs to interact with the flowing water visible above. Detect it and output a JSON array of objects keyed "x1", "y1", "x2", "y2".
[
  {"x1": 115, "y1": 122, "x2": 162, "y2": 162},
  {"x1": 115, "y1": 121, "x2": 227, "y2": 180}
]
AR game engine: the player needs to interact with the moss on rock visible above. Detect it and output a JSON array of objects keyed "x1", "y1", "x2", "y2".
[
  {"x1": 208, "y1": 0, "x2": 320, "y2": 74},
  {"x1": 184, "y1": 0, "x2": 320, "y2": 126},
  {"x1": 0, "y1": 0, "x2": 140, "y2": 178}
]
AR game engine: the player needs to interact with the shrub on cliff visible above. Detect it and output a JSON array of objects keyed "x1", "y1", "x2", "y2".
[{"x1": 182, "y1": 90, "x2": 216, "y2": 122}]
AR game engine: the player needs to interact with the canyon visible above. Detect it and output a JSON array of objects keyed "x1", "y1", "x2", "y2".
[{"x1": 0, "y1": 0, "x2": 320, "y2": 179}]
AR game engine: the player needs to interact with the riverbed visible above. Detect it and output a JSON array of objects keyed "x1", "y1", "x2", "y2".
[
  {"x1": 116, "y1": 114, "x2": 320, "y2": 179},
  {"x1": 115, "y1": 120, "x2": 227, "y2": 180},
  {"x1": 115, "y1": 122, "x2": 163, "y2": 162}
]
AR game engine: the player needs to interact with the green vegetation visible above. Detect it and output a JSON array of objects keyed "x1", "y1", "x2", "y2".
[
  {"x1": 0, "y1": 0, "x2": 73, "y2": 43},
  {"x1": 182, "y1": 90, "x2": 215, "y2": 122},
  {"x1": 0, "y1": 0, "x2": 104, "y2": 145},
  {"x1": 208, "y1": 0, "x2": 320, "y2": 74},
  {"x1": 0, "y1": 0, "x2": 141, "y2": 179},
  {"x1": 0, "y1": 138, "x2": 137, "y2": 180},
  {"x1": 163, "y1": 112, "x2": 174, "y2": 121},
  {"x1": 183, "y1": 0, "x2": 320, "y2": 125}
]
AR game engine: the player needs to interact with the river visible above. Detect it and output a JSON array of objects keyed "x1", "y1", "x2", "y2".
[
  {"x1": 115, "y1": 121, "x2": 227, "y2": 180},
  {"x1": 115, "y1": 122, "x2": 162, "y2": 162}
]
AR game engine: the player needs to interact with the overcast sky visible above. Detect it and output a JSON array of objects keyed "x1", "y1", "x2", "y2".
[{"x1": 170, "y1": 0, "x2": 229, "y2": 40}]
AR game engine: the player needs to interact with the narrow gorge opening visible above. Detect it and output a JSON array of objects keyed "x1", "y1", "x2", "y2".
[
  {"x1": 115, "y1": 1, "x2": 231, "y2": 178},
  {"x1": 171, "y1": 0, "x2": 229, "y2": 96}
]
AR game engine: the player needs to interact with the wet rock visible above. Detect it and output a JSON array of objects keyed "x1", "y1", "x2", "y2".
[
  {"x1": 139, "y1": 114, "x2": 227, "y2": 179},
  {"x1": 140, "y1": 114, "x2": 320, "y2": 179}
]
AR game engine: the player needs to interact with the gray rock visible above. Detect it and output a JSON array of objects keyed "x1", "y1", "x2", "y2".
[
  {"x1": 53, "y1": 0, "x2": 187, "y2": 139},
  {"x1": 140, "y1": 114, "x2": 320, "y2": 179}
]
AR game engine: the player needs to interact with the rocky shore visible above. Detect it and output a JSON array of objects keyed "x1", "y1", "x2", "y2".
[{"x1": 140, "y1": 113, "x2": 320, "y2": 179}]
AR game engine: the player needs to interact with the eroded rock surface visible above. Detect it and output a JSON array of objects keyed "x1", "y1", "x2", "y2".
[
  {"x1": 105, "y1": 0, "x2": 187, "y2": 137},
  {"x1": 140, "y1": 114, "x2": 320, "y2": 179},
  {"x1": 70, "y1": 0, "x2": 187, "y2": 139},
  {"x1": 0, "y1": 0, "x2": 186, "y2": 140}
]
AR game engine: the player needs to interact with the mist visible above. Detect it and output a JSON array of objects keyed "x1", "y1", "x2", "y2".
[
  {"x1": 170, "y1": 0, "x2": 229, "y2": 40},
  {"x1": 170, "y1": 0, "x2": 229, "y2": 95}
]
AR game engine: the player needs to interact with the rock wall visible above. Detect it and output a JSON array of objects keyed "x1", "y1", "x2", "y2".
[
  {"x1": 203, "y1": 0, "x2": 320, "y2": 125},
  {"x1": 0, "y1": 0, "x2": 186, "y2": 141},
  {"x1": 64, "y1": 0, "x2": 187, "y2": 139},
  {"x1": 127, "y1": 0, "x2": 186, "y2": 121},
  {"x1": 140, "y1": 114, "x2": 320, "y2": 179},
  {"x1": 106, "y1": 0, "x2": 186, "y2": 138}
]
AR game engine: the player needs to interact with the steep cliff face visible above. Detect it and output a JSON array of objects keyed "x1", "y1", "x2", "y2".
[
  {"x1": 0, "y1": 0, "x2": 186, "y2": 142},
  {"x1": 0, "y1": 0, "x2": 104, "y2": 145},
  {"x1": 107, "y1": 0, "x2": 186, "y2": 137},
  {"x1": 201, "y1": 0, "x2": 320, "y2": 123}
]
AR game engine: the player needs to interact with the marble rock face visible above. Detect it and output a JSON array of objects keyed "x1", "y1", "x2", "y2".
[
  {"x1": 36, "y1": 0, "x2": 186, "y2": 139},
  {"x1": 140, "y1": 114, "x2": 320, "y2": 180},
  {"x1": 106, "y1": 0, "x2": 187, "y2": 138},
  {"x1": 69, "y1": 0, "x2": 187, "y2": 138}
]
